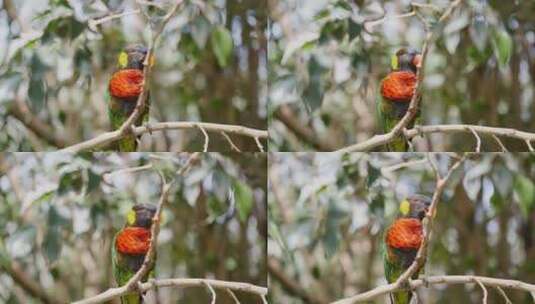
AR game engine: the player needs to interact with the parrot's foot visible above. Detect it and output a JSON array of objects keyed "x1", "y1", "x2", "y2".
[
  {"x1": 414, "y1": 125, "x2": 424, "y2": 138},
  {"x1": 143, "y1": 122, "x2": 154, "y2": 135},
  {"x1": 402, "y1": 127, "x2": 414, "y2": 151},
  {"x1": 421, "y1": 275, "x2": 430, "y2": 288}
]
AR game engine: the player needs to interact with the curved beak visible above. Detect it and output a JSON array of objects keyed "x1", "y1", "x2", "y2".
[{"x1": 413, "y1": 54, "x2": 422, "y2": 69}]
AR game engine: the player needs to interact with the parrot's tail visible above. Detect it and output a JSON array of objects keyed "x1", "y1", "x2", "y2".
[
  {"x1": 118, "y1": 135, "x2": 138, "y2": 152},
  {"x1": 121, "y1": 292, "x2": 142, "y2": 304},
  {"x1": 390, "y1": 290, "x2": 412, "y2": 304},
  {"x1": 386, "y1": 136, "x2": 409, "y2": 152}
]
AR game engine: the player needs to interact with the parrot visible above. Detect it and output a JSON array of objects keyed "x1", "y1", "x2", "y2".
[
  {"x1": 108, "y1": 44, "x2": 154, "y2": 151},
  {"x1": 112, "y1": 204, "x2": 157, "y2": 304},
  {"x1": 383, "y1": 195, "x2": 431, "y2": 304},
  {"x1": 377, "y1": 48, "x2": 422, "y2": 151}
]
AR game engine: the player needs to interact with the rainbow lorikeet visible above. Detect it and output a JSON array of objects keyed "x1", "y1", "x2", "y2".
[
  {"x1": 384, "y1": 195, "x2": 431, "y2": 304},
  {"x1": 377, "y1": 48, "x2": 422, "y2": 151},
  {"x1": 108, "y1": 44, "x2": 153, "y2": 151},
  {"x1": 112, "y1": 204, "x2": 157, "y2": 304}
]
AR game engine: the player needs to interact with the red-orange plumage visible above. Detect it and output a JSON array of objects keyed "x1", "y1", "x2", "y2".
[
  {"x1": 109, "y1": 69, "x2": 144, "y2": 99},
  {"x1": 386, "y1": 218, "x2": 423, "y2": 249},
  {"x1": 116, "y1": 227, "x2": 151, "y2": 255},
  {"x1": 381, "y1": 71, "x2": 417, "y2": 101}
]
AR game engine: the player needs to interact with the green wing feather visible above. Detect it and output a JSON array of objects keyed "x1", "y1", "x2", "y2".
[
  {"x1": 377, "y1": 84, "x2": 422, "y2": 152},
  {"x1": 383, "y1": 246, "x2": 411, "y2": 304},
  {"x1": 107, "y1": 91, "x2": 150, "y2": 152}
]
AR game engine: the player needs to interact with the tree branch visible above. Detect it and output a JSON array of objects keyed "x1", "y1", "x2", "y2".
[
  {"x1": 274, "y1": 105, "x2": 335, "y2": 151},
  {"x1": 58, "y1": 122, "x2": 268, "y2": 152},
  {"x1": 0, "y1": 259, "x2": 64, "y2": 304},
  {"x1": 7, "y1": 101, "x2": 66, "y2": 148},
  {"x1": 71, "y1": 278, "x2": 268, "y2": 304},
  {"x1": 337, "y1": 123, "x2": 535, "y2": 152},
  {"x1": 267, "y1": 258, "x2": 325, "y2": 304},
  {"x1": 330, "y1": 275, "x2": 535, "y2": 304}
]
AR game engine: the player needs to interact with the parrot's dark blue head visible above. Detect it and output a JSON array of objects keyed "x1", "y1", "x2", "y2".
[
  {"x1": 126, "y1": 204, "x2": 157, "y2": 228},
  {"x1": 391, "y1": 48, "x2": 422, "y2": 73},
  {"x1": 117, "y1": 44, "x2": 153, "y2": 70},
  {"x1": 398, "y1": 194, "x2": 431, "y2": 220}
]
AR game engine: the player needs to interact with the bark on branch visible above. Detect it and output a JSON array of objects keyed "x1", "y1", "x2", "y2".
[
  {"x1": 331, "y1": 275, "x2": 535, "y2": 304},
  {"x1": 72, "y1": 278, "x2": 268, "y2": 304},
  {"x1": 337, "y1": 124, "x2": 535, "y2": 152},
  {"x1": 58, "y1": 122, "x2": 268, "y2": 152}
]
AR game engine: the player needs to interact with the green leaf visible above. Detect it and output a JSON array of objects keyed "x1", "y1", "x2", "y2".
[
  {"x1": 491, "y1": 29, "x2": 512, "y2": 68},
  {"x1": 514, "y1": 175, "x2": 535, "y2": 218},
  {"x1": 303, "y1": 56, "x2": 327, "y2": 112},
  {"x1": 28, "y1": 78, "x2": 46, "y2": 112},
  {"x1": 234, "y1": 181, "x2": 253, "y2": 222},
  {"x1": 42, "y1": 16, "x2": 84, "y2": 43},
  {"x1": 367, "y1": 163, "x2": 380, "y2": 188},
  {"x1": 211, "y1": 26, "x2": 233, "y2": 68},
  {"x1": 191, "y1": 16, "x2": 211, "y2": 49},
  {"x1": 57, "y1": 169, "x2": 83, "y2": 195},
  {"x1": 43, "y1": 226, "x2": 62, "y2": 263},
  {"x1": 86, "y1": 169, "x2": 101, "y2": 194},
  {"x1": 347, "y1": 19, "x2": 362, "y2": 41}
]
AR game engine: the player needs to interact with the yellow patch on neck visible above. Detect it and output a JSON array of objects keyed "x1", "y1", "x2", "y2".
[
  {"x1": 390, "y1": 54, "x2": 398, "y2": 70},
  {"x1": 399, "y1": 199, "x2": 410, "y2": 216},
  {"x1": 118, "y1": 51, "x2": 128, "y2": 68},
  {"x1": 127, "y1": 210, "x2": 136, "y2": 226}
]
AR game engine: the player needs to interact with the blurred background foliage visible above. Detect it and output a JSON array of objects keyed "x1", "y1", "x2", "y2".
[
  {"x1": 0, "y1": 152, "x2": 267, "y2": 303},
  {"x1": 268, "y1": 0, "x2": 535, "y2": 151},
  {"x1": 268, "y1": 153, "x2": 535, "y2": 303},
  {"x1": 0, "y1": 0, "x2": 267, "y2": 151}
]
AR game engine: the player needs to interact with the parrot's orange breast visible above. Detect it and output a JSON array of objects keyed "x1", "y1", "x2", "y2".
[
  {"x1": 381, "y1": 71, "x2": 417, "y2": 101},
  {"x1": 386, "y1": 218, "x2": 423, "y2": 249},
  {"x1": 116, "y1": 227, "x2": 151, "y2": 255},
  {"x1": 109, "y1": 69, "x2": 144, "y2": 99}
]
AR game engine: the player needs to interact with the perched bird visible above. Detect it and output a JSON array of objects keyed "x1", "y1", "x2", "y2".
[
  {"x1": 112, "y1": 204, "x2": 157, "y2": 304},
  {"x1": 383, "y1": 195, "x2": 431, "y2": 304},
  {"x1": 108, "y1": 44, "x2": 153, "y2": 151},
  {"x1": 377, "y1": 48, "x2": 422, "y2": 151}
]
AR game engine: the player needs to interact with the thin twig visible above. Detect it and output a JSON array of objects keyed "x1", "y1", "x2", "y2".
[
  {"x1": 491, "y1": 134, "x2": 508, "y2": 152},
  {"x1": 221, "y1": 131, "x2": 241, "y2": 152},
  {"x1": 198, "y1": 125, "x2": 209, "y2": 152},
  {"x1": 474, "y1": 278, "x2": 488, "y2": 304},
  {"x1": 88, "y1": 9, "x2": 141, "y2": 31},
  {"x1": 469, "y1": 127, "x2": 481, "y2": 152},
  {"x1": 380, "y1": 158, "x2": 428, "y2": 173},
  {"x1": 225, "y1": 288, "x2": 241, "y2": 304},
  {"x1": 495, "y1": 286, "x2": 512, "y2": 304},
  {"x1": 525, "y1": 140, "x2": 534, "y2": 152},
  {"x1": 255, "y1": 137, "x2": 265, "y2": 152},
  {"x1": 203, "y1": 281, "x2": 216, "y2": 304},
  {"x1": 103, "y1": 164, "x2": 154, "y2": 181}
]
